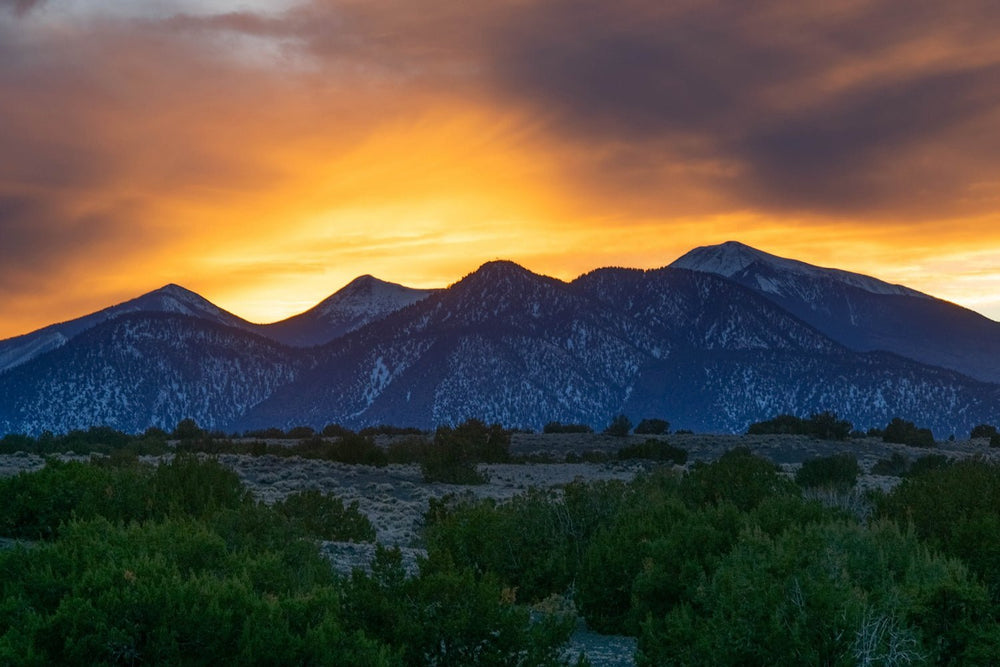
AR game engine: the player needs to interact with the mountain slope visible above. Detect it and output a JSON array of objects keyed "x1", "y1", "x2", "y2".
[
  {"x1": 671, "y1": 241, "x2": 1000, "y2": 383},
  {"x1": 0, "y1": 284, "x2": 257, "y2": 374},
  {"x1": 243, "y1": 262, "x2": 1000, "y2": 436},
  {"x1": 260, "y1": 275, "x2": 434, "y2": 347},
  {"x1": 0, "y1": 313, "x2": 305, "y2": 435},
  {"x1": 3, "y1": 256, "x2": 998, "y2": 438},
  {"x1": 243, "y1": 261, "x2": 647, "y2": 430}
]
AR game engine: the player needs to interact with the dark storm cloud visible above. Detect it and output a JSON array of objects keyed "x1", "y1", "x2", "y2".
[
  {"x1": 5, "y1": 0, "x2": 1000, "y2": 222},
  {"x1": 0, "y1": 194, "x2": 140, "y2": 293},
  {"x1": 9, "y1": 0, "x2": 43, "y2": 17},
  {"x1": 485, "y1": 0, "x2": 1000, "y2": 215},
  {"x1": 742, "y1": 63, "x2": 1000, "y2": 210}
]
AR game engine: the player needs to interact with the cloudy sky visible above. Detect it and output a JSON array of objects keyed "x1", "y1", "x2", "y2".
[{"x1": 3, "y1": 0, "x2": 1000, "y2": 338}]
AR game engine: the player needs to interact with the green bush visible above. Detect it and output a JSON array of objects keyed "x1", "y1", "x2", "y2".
[
  {"x1": 0, "y1": 456, "x2": 579, "y2": 665},
  {"x1": 604, "y1": 414, "x2": 632, "y2": 437},
  {"x1": 971, "y1": 424, "x2": 998, "y2": 440},
  {"x1": 883, "y1": 417, "x2": 935, "y2": 447},
  {"x1": 0, "y1": 459, "x2": 138, "y2": 539},
  {"x1": 681, "y1": 448, "x2": 798, "y2": 511},
  {"x1": 424, "y1": 477, "x2": 640, "y2": 607},
  {"x1": 274, "y1": 489, "x2": 375, "y2": 542},
  {"x1": 634, "y1": 419, "x2": 670, "y2": 435},
  {"x1": 421, "y1": 419, "x2": 509, "y2": 484},
  {"x1": 638, "y1": 520, "x2": 992, "y2": 665},
  {"x1": 905, "y1": 453, "x2": 952, "y2": 477},
  {"x1": 0, "y1": 517, "x2": 392, "y2": 665},
  {"x1": 343, "y1": 547, "x2": 575, "y2": 667},
  {"x1": 878, "y1": 459, "x2": 1000, "y2": 598},
  {"x1": 871, "y1": 452, "x2": 909, "y2": 476},
  {"x1": 795, "y1": 453, "x2": 859, "y2": 490},
  {"x1": 746, "y1": 411, "x2": 852, "y2": 440},
  {"x1": 577, "y1": 497, "x2": 738, "y2": 635}
]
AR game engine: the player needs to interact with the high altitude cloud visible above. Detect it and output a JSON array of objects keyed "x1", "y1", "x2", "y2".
[{"x1": 1, "y1": 0, "x2": 999, "y2": 338}]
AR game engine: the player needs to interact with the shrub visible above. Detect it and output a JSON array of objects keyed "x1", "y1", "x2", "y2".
[
  {"x1": 637, "y1": 520, "x2": 992, "y2": 666},
  {"x1": 878, "y1": 459, "x2": 1000, "y2": 598},
  {"x1": 634, "y1": 419, "x2": 670, "y2": 435},
  {"x1": 747, "y1": 412, "x2": 852, "y2": 440},
  {"x1": 681, "y1": 448, "x2": 798, "y2": 512},
  {"x1": 795, "y1": 453, "x2": 859, "y2": 490},
  {"x1": 603, "y1": 414, "x2": 632, "y2": 437},
  {"x1": 747, "y1": 413, "x2": 804, "y2": 435},
  {"x1": 172, "y1": 418, "x2": 204, "y2": 440},
  {"x1": 424, "y1": 478, "x2": 634, "y2": 605},
  {"x1": 343, "y1": 547, "x2": 575, "y2": 667},
  {"x1": 883, "y1": 417, "x2": 935, "y2": 447},
  {"x1": 905, "y1": 454, "x2": 952, "y2": 477},
  {"x1": 0, "y1": 517, "x2": 393, "y2": 665},
  {"x1": 149, "y1": 454, "x2": 249, "y2": 519},
  {"x1": 421, "y1": 420, "x2": 510, "y2": 484},
  {"x1": 0, "y1": 459, "x2": 122, "y2": 539},
  {"x1": 871, "y1": 452, "x2": 909, "y2": 476},
  {"x1": 358, "y1": 425, "x2": 425, "y2": 437},
  {"x1": 273, "y1": 489, "x2": 375, "y2": 542},
  {"x1": 971, "y1": 424, "x2": 998, "y2": 440}
]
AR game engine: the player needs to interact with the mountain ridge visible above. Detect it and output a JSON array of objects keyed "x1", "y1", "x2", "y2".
[
  {"x1": 2, "y1": 245, "x2": 998, "y2": 437},
  {"x1": 672, "y1": 241, "x2": 1000, "y2": 383}
]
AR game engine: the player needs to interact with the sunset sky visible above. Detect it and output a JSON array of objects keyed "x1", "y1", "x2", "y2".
[{"x1": 2, "y1": 0, "x2": 1000, "y2": 339}]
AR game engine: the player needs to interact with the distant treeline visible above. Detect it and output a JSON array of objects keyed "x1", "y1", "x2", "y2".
[
  {"x1": 746, "y1": 411, "x2": 1000, "y2": 448},
  {"x1": 4, "y1": 413, "x2": 997, "y2": 466}
]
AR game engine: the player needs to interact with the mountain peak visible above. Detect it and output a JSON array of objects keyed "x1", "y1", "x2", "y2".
[
  {"x1": 465, "y1": 260, "x2": 546, "y2": 282},
  {"x1": 342, "y1": 274, "x2": 383, "y2": 289},
  {"x1": 149, "y1": 283, "x2": 204, "y2": 300},
  {"x1": 478, "y1": 259, "x2": 530, "y2": 273},
  {"x1": 672, "y1": 241, "x2": 789, "y2": 278},
  {"x1": 259, "y1": 275, "x2": 434, "y2": 347},
  {"x1": 671, "y1": 241, "x2": 926, "y2": 299}
]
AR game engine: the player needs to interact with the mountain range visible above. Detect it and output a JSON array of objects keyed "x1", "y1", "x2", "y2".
[{"x1": 1, "y1": 242, "x2": 998, "y2": 437}]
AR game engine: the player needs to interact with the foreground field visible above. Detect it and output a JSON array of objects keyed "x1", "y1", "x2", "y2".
[{"x1": 3, "y1": 432, "x2": 1000, "y2": 665}]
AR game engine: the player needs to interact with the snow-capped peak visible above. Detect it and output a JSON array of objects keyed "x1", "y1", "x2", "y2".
[
  {"x1": 313, "y1": 276, "x2": 433, "y2": 322},
  {"x1": 670, "y1": 241, "x2": 928, "y2": 299}
]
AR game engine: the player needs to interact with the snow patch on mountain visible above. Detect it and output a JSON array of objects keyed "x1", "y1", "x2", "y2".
[{"x1": 672, "y1": 241, "x2": 927, "y2": 299}]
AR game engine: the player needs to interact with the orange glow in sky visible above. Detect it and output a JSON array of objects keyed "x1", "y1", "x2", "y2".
[{"x1": 2, "y1": 0, "x2": 1000, "y2": 340}]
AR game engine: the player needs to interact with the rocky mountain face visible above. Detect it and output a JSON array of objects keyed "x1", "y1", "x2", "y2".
[
  {"x1": 2, "y1": 249, "x2": 998, "y2": 437},
  {"x1": 672, "y1": 241, "x2": 1000, "y2": 383},
  {"x1": 0, "y1": 314, "x2": 305, "y2": 436}
]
